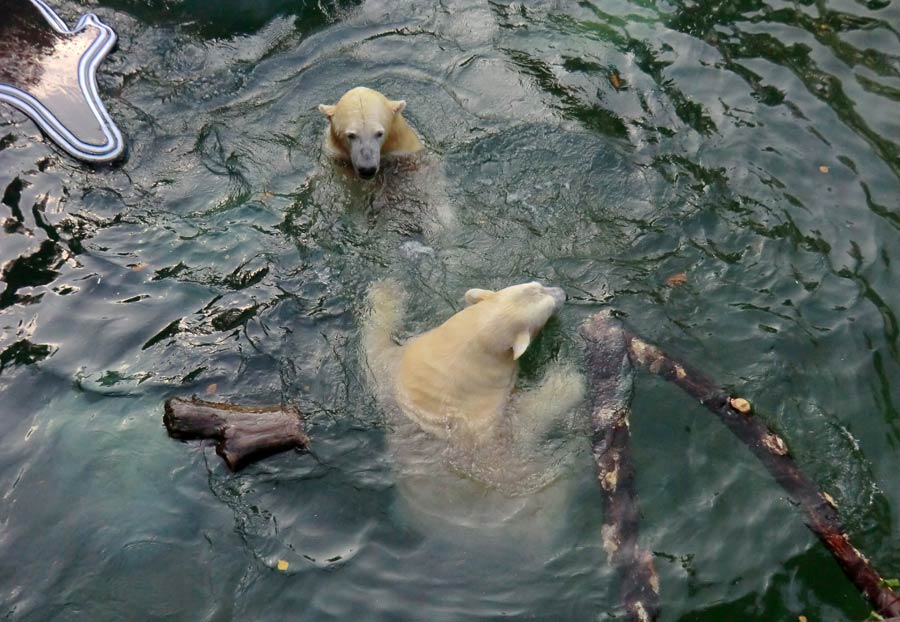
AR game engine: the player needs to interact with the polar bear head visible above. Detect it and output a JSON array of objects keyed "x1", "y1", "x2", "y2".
[
  {"x1": 462, "y1": 281, "x2": 566, "y2": 360},
  {"x1": 318, "y1": 86, "x2": 410, "y2": 180}
]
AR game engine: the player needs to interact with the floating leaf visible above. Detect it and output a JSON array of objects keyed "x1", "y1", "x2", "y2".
[
  {"x1": 666, "y1": 272, "x2": 687, "y2": 287},
  {"x1": 729, "y1": 397, "x2": 752, "y2": 414}
]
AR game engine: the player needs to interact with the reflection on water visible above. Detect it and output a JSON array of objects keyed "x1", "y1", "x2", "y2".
[{"x1": 1, "y1": 0, "x2": 899, "y2": 620}]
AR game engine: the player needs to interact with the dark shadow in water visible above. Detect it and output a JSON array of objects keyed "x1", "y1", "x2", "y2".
[
  {"x1": 0, "y1": 338, "x2": 55, "y2": 375},
  {"x1": 0, "y1": 239, "x2": 64, "y2": 310},
  {"x1": 502, "y1": 47, "x2": 630, "y2": 139},
  {"x1": 663, "y1": 0, "x2": 900, "y2": 179},
  {"x1": 95, "y1": 0, "x2": 363, "y2": 39},
  {"x1": 532, "y1": 4, "x2": 718, "y2": 137}
]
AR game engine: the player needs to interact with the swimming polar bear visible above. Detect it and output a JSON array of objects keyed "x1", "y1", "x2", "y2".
[
  {"x1": 315, "y1": 86, "x2": 453, "y2": 234},
  {"x1": 362, "y1": 280, "x2": 586, "y2": 522},
  {"x1": 318, "y1": 86, "x2": 424, "y2": 180}
]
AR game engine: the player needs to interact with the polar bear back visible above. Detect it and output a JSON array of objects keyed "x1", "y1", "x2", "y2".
[{"x1": 396, "y1": 306, "x2": 517, "y2": 439}]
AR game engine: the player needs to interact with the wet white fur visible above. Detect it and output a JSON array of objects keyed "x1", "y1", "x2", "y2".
[{"x1": 362, "y1": 280, "x2": 585, "y2": 495}]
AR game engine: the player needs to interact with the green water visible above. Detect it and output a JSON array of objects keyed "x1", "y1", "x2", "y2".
[{"x1": 1, "y1": 0, "x2": 899, "y2": 620}]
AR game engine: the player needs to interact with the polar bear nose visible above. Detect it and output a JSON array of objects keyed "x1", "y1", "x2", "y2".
[
  {"x1": 546, "y1": 286, "x2": 567, "y2": 310},
  {"x1": 357, "y1": 166, "x2": 377, "y2": 179}
]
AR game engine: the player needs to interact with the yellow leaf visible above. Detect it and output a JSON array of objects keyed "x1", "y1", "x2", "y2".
[
  {"x1": 729, "y1": 397, "x2": 752, "y2": 415},
  {"x1": 666, "y1": 272, "x2": 687, "y2": 287},
  {"x1": 819, "y1": 165, "x2": 829, "y2": 173},
  {"x1": 277, "y1": 560, "x2": 289, "y2": 571}
]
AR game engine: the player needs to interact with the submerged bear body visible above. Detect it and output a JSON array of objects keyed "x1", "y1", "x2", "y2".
[{"x1": 362, "y1": 281, "x2": 586, "y2": 537}]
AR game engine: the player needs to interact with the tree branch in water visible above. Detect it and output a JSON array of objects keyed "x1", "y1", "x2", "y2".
[
  {"x1": 582, "y1": 312, "x2": 660, "y2": 622},
  {"x1": 583, "y1": 311, "x2": 900, "y2": 618},
  {"x1": 163, "y1": 396, "x2": 309, "y2": 471}
]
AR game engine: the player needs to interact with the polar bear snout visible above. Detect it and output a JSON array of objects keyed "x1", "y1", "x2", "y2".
[
  {"x1": 351, "y1": 142, "x2": 381, "y2": 180},
  {"x1": 545, "y1": 286, "x2": 567, "y2": 311},
  {"x1": 357, "y1": 165, "x2": 378, "y2": 179}
]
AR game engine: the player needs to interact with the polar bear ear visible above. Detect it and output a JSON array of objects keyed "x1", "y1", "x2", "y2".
[
  {"x1": 389, "y1": 99, "x2": 407, "y2": 114},
  {"x1": 464, "y1": 288, "x2": 494, "y2": 305},
  {"x1": 318, "y1": 104, "x2": 336, "y2": 119},
  {"x1": 512, "y1": 331, "x2": 531, "y2": 360}
]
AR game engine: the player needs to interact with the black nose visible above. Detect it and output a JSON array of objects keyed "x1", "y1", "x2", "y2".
[{"x1": 358, "y1": 166, "x2": 377, "y2": 179}]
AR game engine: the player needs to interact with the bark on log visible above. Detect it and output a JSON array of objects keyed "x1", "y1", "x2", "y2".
[
  {"x1": 582, "y1": 312, "x2": 660, "y2": 622},
  {"x1": 163, "y1": 396, "x2": 309, "y2": 471},
  {"x1": 590, "y1": 316, "x2": 900, "y2": 618}
]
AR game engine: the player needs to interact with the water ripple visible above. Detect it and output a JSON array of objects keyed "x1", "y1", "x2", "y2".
[{"x1": 1, "y1": 0, "x2": 899, "y2": 619}]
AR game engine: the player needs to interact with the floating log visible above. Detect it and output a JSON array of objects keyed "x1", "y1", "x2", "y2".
[
  {"x1": 582, "y1": 312, "x2": 660, "y2": 622},
  {"x1": 163, "y1": 396, "x2": 309, "y2": 471},
  {"x1": 587, "y1": 314, "x2": 900, "y2": 619}
]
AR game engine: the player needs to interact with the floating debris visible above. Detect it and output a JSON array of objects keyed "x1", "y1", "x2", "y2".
[
  {"x1": 730, "y1": 397, "x2": 752, "y2": 414},
  {"x1": 610, "y1": 72, "x2": 622, "y2": 90},
  {"x1": 666, "y1": 272, "x2": 687, "y2": 287}
]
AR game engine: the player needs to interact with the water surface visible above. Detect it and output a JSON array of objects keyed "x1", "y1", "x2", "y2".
[{"x1": 1, "y1": 0, "x2": 899, "y2": 620}]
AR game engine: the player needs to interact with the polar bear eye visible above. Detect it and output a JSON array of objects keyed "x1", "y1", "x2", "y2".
[
  {"x1": 375, "y1": 130, "x2": 384, "y2": 139},
  {"x1": 346, "y1": 131, "x2": 357, "y2": 140}
]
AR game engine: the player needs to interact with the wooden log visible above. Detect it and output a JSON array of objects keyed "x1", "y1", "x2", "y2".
[
  {"x1": 582, "y1": 312, "x2": 660, "y2": 622},
  {"x1": 612, "y1": 322, "x2": 900, "y2": 619},
  {"x1": 163, "y1": 397, "x2": 309, "y2": 471}
]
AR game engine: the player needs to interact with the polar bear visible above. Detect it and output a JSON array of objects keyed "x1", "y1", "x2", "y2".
[
  {"x1": 362, "y1": 280, "x2": 586, "y2": 503},
  {"x1": 318, "y1": 86, "x2": 424, "y2": 180},
  {"x1": 315, "y1": 86, "x2": 453, "y2": 233}
]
